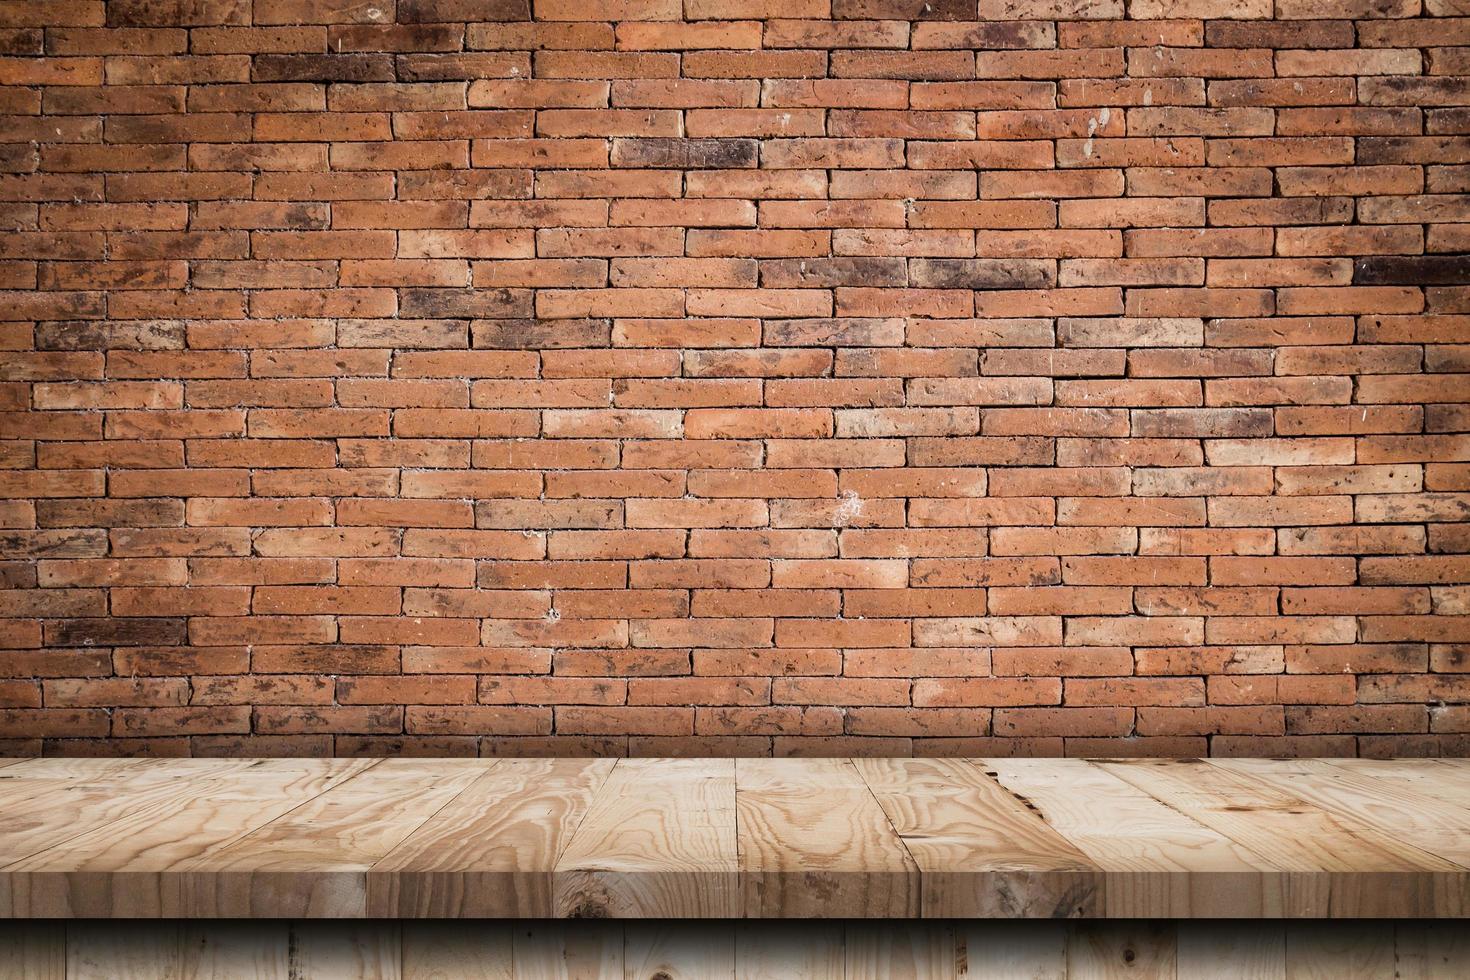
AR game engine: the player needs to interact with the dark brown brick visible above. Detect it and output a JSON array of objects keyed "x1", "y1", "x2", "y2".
[
  {"x1": 1355, "y1": 256, "x2": 1470, "y2": 287},
  {"x1": 611, "y1": 138, "x2": 758, "y2": 169}
]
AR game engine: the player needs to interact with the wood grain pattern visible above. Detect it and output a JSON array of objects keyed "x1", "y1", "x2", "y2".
[
  {"x1": 179, "y1": 923, "x2": 293, "y2": 980},
  {"x1": 0, "y1": 758, "x2": 142, "y2": 787},
  {"x1": 1066, "y1": 922, "x2": 1176, "y2": 980},
  {"x1": 12, "y1": 920, "x2": 1470, "y2": 979},
  {"x1": 0, "y1": 758, "x2": 1467, "y2": 919},
  {"x1": 198, "y1": 760, "x2": 485, "y2": 872},
  {"x1": 1394, "y1": 922, "x2": 1470, "y2": 980},
  {"x1": 739, "y1": 758, "x2": 918, "y2": 917},
  {"x1": 401, "y1": 923, "x2": 513, "y2": 980},
  {"x1": 553, "y1": 758, "x2": 739, "y2": 918},
  {"x1": 373, "y1": 758, "x2": 615, "y2": 917},
  {"x1": 734, "y1": 922, "x2": 843, "y2": 980},
  {"x1": 4, "y1": 760, "x2": 371, "y2": 870},
  {"x1": 0, "y1": 759, "x2": 377, "y2": 917},
  {"x1": 624, "y1": 922, "x2": 735, "y2": 980},
  {"x1": 64, "y1": 924, "x2": 183, "y2": 980},
  {"x1": 289, "y1": 922, "x2": 401, "y2": 980},
  {"x1": 1175, "y1": 923, "x2": 1286, "y2": 980},
  {"x1": 0, "y1": 759, "x2": 228, "y2": 855},
  {"x1": 1101, "y1": 760, "x2": 1455, "y2": 872},
  {"x1": 1212, "y1": 759, "x2": 1470, "y2": 868},
  {"x1": 1285, "y1": 923, "x2": 1396, "y2": 980},
  {"x1": 984, "y1": 758, "x2": 1274, "y2": 918},
  {"x1": 961, "y1": 922, "x2": 1066, "y2": 980},
  {"x1": 856, "y1": 757, "x2": 1092, "y2": 918},
  {"x1": 1100, "y1": 759, "x2": 1470, "y2": 917},
  {"x1": 0, "y1": 920, "x2": 62, "y2": 980},
  {"x1": 514, "y1": 922, "x2": 623, "y2": 980},
  {"x1": 846, "y1": 923, "x2": 956, "y2": 980},
  {"x1": 177, "y1": 759, "x2": 485, "y2": 916}
]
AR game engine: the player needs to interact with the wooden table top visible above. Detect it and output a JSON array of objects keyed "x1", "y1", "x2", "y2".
[{"x1": 0, "y1": 756, "x2": 1466, "y2": 919}]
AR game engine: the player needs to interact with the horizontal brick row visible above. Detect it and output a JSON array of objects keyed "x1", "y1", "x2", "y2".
[{"x1": 0, "y1": 0, "x2": 1466, "y2": 758}]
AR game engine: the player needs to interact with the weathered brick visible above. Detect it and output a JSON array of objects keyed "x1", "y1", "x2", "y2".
[{"x1": 0, "y1": 0, "x2": 1461, "y2": 758}]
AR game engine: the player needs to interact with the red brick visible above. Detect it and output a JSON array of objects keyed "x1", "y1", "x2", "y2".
[{"x1": 0, "y1": 0, "x2": 1462, "y2": 757}]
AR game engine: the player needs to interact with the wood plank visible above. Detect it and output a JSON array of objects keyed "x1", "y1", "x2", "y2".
[
  {"x1": 623, "y1": 923, "x2": 735, "y2": 980},
  {"x1": 554, "y1": 758, "x2": 739, "y2": 917},
  {"x1": 0, "y1": 757, "x2": 139, "y2": 778},
  {"x1": 9, "y1": 757, "x2": 288, "y2": 786},
  {"x1": 66, "y1": 923, "x2": 182, "y2": 980},
  {"x1": 0, "y1": 757, "x2": 1467, "y2": 921},
  {"x1": 1212, "y1": 758, "x2": 1470, "y2": 869},
  {"x1": 1066, "y1": 923, "x2": 1176, "y2": 980},
  {"x1": 18, "y1": 917, "x2": 1470, "y2": 976},
  {"x1": 983, "y1": 758, "x2": 1276, "y2": 917},
  {"x1": 0, "y1": 758, "x2": 160, "y2": 811},
  {"x1": 959, "y1": 923, "x2": 1066, "y2": 980},
  {"x1": 0, "y1": 760, "x2": 303, "y2": 854},
  {"x1": 289, "y1": 922, "x2": 400, "y2": 980},
  {"x1": 196, "y1": 759, "x2": 486, "y2": 869},
  {"x1": 514, "y1": 922, "x2": 623, "y2": 980},
  {"x1": 0, "y1": 921, "x2": 63, "y2": 980},
  {"x1": 1394, "y1": 922, "x2": 1470, "y2": 980},
  {"x1": 5, "y1": 760, "x2": 375, "y2": 870},
  {"x1": 402, "y1": 922, "x2": 513, "y2": 980},
  {"x1": 734, "y1": 921, "x2": 843, "y2": 980},
  {"x1": 738, "y1": 757, "x2": 919, "y2": 917},
  {"x1": 192, "y1": 758, "x2": 490, "y2": 863},
  {"x1": 1285, "y1": 923, "x2": 1394, "y2": 980},
  {"x1": 372, "y1": 758, "x2": 615, "y2": 917},
  {"x1": 1320, "y1": 759, "x2": 1470, "y2": 815},
  {"x1": 854, "y1": 757, "x2": 1091, "y2": 917},
  {"x1": 176, "y1": 759, "x2": 487, "y2": 916},
  {"x1": 1105, "y1": 758, "x2": 1469, "y2": 878},
  {"x1": 1101, "y1": 759, "x2": 1470, "y2": 917},
  {"x1": 846, "y1": 923, "x2": 956, "y2": 980},
  {"x1": 178, "y1": 923, "x2": 291, "y2": 979},
  {"x1": 1175, "y1": 923, "x2": 1285, "y2": 980},
  {"x1": 0, "y1": 759, "x2": 375, "y2": 917},
  {"x1": 65, "y1": 922, "x2": 295, "y2": 980}
]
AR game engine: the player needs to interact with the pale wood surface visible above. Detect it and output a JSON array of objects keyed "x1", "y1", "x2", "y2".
[
  {"x1": 552, "y1": 757, "x2": 740, "y2": 918},
  {"x1": 174, "y1": 759, "x2": 486, "y2": 917},
  {"x1": 373, "y1": 758, "x2": 615, "y2": 917},
  {"x1": 738, "y1": 758, "x2": 918, "y2": 917},
  {"x1": 0, "y1": 758, "x2": 1467, "y2": 919},
  {"x1": 7, "y1": 921, "x2": 1467, "y2": 980},
  {"x1": 1212, "y1": 758, "x2": 1470, "y2": 868},
  {"x1": 858, "y1": 757, "x2": 1093, "y2": 918},
  {"x1": 1099, "y1": 759, "x2": 1469, "y2": 918},
  {"x1": 1100, "y1": 760, "x2": 1459, "y2": 873},
  {"x1": 984, "y1": 759, "x2": 1274, "y2": 918},
  {"x1": 194, "y1": 760, "x2": 486, "y2": 873}
]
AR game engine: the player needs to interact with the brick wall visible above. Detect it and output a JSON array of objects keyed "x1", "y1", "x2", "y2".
[{"x1": 1, "y1": 0, "x2": 1467, "y2": 758}]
